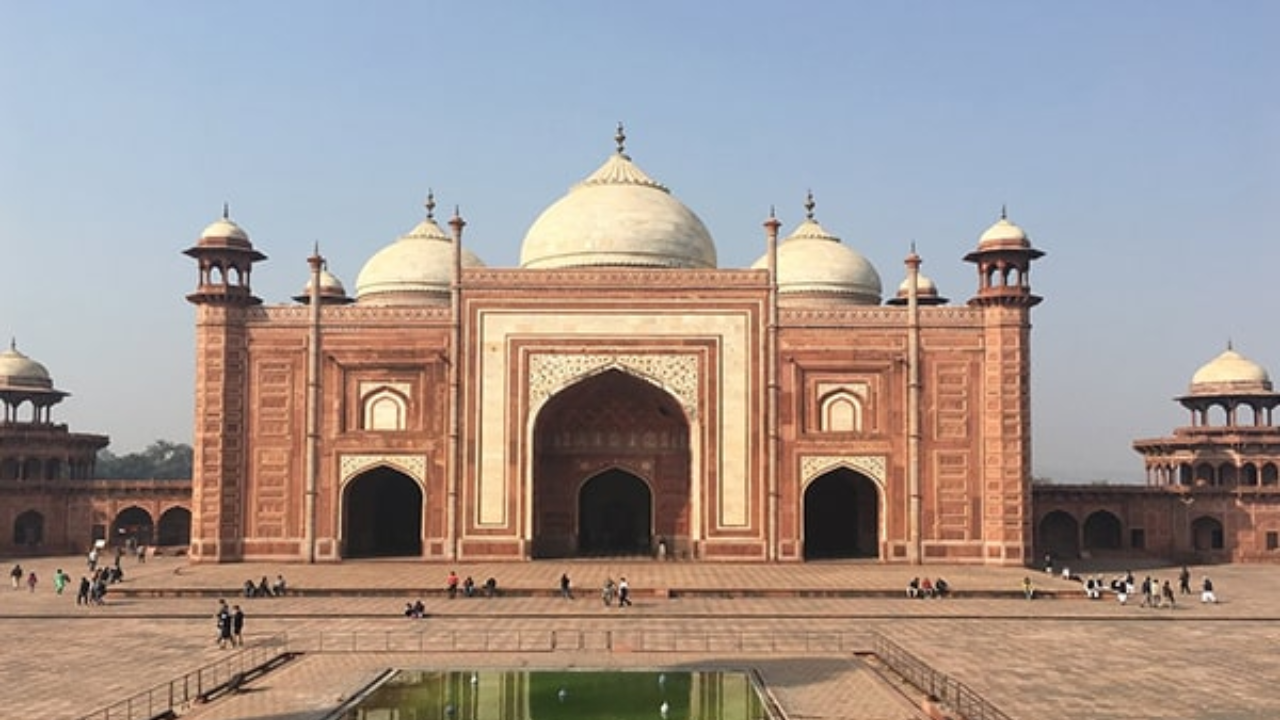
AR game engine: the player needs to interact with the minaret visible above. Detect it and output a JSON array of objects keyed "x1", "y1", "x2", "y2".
[
  {"x1": 183, "y1": 206, "x2": 267, "y2": 562},
  {"x1": 964, "y1": 209, "x2": 1044, "y2": 566}
]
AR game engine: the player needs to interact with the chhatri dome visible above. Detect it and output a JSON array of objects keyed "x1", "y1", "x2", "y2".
[
  {"x1": 294, "y1": 255, "x2": 352, "y2": 305},
  {"x1": 1188, "y1": 344, "x2": 1273, "y2": 396},
  {"x1": 977, "y1": 207, "x2": 1032, "y2": 251},
  {"x1": 355, "y1": 193, "x2": 487, "y2": 306},
  {"x1": 0, "y1": 340, "x2": 58, "y2": 392},
  {"x1": 197, "y1": 204, "x2": 253, "y2": 248},
  {"x1": 519, "y1": 124, "x2": 717, "y2": 270},
  {"x1": 750, "y1": 193, "x2": 882, "y2": 305}
]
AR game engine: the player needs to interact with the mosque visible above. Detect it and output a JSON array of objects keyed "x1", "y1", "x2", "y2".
[
  {"x1": 181, "y1": 127, "x2": 1043, "y2": 565},
  {"x1": 3, "y1": 129, "x2": 1277, "y2": 565}
]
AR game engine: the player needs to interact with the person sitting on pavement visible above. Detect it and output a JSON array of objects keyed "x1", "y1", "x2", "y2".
[{"x1": 934, "y1": 577, "x2": 950, "y2": 598}]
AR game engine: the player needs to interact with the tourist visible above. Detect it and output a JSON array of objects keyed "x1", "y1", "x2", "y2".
[
  {"x1": 483, "y1": 577, "x2": 498, "y2": 598},
  {"x1": 1161, "y1": 580, "x2": 1176, "y2": 609},
  {"x1": 76, "y1": 576, "x2": 91, "y2": 605},
  {"x1": 26, "y1": 570, "x2": 38, "y2": 593},
  {"x1": 1201, "y1": 577, "x2": 1217, "y2": 604},
  {"x1": 257, "y1": 576, "x2": 271, "y2": 598},
  {"x1": 446, "y1": 570, "x2": 459, "y2": 599},
  {"x1": 272, "y1": 574, "x2": 288, "y2": 597},
  {"x1": 53, "y1": 568, "x2": 68, "y2": 595},
  {"x1": 463, "y1": 576, "x2": 475, "y2": 597},
  {"x1": 602, "y1": 577, "x2": 616, "y2": 606},
  {"x1": 934, "y1": 578, "x2": 950, "y2": 598},
  {"x1": 1022, "y1": 576, "x2": 1034, "y2": 600},
  {"x1": 216, "y1": 600, "x2": 233, "y2": 649},
  {"x1": 920, "y1": 577, "x2": 934, "y2": 598},
  {"x1": 617, "y1": 577, "x2": 632, "y2": 606},
  {"x1": 560, "y1": 572, "x2": 574, "y2": 600},
  {"x1": 1178, "y1": 566, "x2": 1192, "y2": 595},
  {"x1": 232, "y1": 605, "x2": 245, "y2": 647},
  {"x1": 9, "y1": 564, "x2": 22, "y2": 590},
  {"x1": 1043, "y1": 552, "x2": 1053, "y2": 575},
  {"x1": 906, "y1": 577, "x2": 920, "y2": 598}
]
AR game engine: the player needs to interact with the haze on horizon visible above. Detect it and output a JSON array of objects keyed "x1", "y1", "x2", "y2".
[{"x1": 2, "y1": 2, "x2": 1277, "y2": 484}]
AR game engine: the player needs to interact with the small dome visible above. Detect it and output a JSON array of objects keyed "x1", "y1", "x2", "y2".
[
  {"x1": 1189, "y1": 347, "x2": 1273, "y2": 395},
  {"x1": 355, "y1": 204, "x2": 486, "y2": 306},
  {"x1": 195, "y1": 205, "x2": 255, "y2": 251},
  {"x1": 977, "y1": 212, "x2": 1030, "y2": 251},
  {"x1": 750, "y1": 199, "x2": 881, "y2": 305},
  {"x1": 519, "y1": 128, "x2": 717, "y2": 270},
  {"x1": 888, "y1": 271, "x2": 948, "y2": 306},
  {"x1": 0, "y1": 342, "x2": 55, "y2": 391},
  {"x1": 294, "y1": 263, "x2": 351, "y2": 304}
]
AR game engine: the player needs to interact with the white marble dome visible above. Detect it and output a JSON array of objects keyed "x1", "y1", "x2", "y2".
[
  {"x1": 197, "y1": 206, "x2": 253, "y2": 249},
  {"x1": 977, "y1": 213, "x2": 1030, "y2": 251},
  {"x1": 895, "y1": 272, "x2": 941, "y2": 298},
  {"x1": 0, "y1": 342, "x2": 55, "y2": 391},
  {"x1": 356, "y1": 207, "x2": 487, "y2": 306},
  {"x1": 750, "y1": 203, "x2": 881, "y2": 305},
  {"x1": 519, "y1": 134, "x2": 717, "y2": 270},
  {"x1": 1189, "y1": 347, "x2": 1273, "y2": 394}
]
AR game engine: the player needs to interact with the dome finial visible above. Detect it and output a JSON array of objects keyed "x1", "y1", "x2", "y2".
[
  {"x1": 804, "y1": 190, "x2": 816, "y2": 221},
  {"x1": 1000, "y1": 204, "x2": 1007, "y2": 220},
  {"x1": 448, "y1": 205, "x2": 466, "y2": 242},
  {"x1": 222, "y1": 202, "x2": 230, "y2": 220},
  {"x1": 8, "y1": 337, "x2": 15, "y2": 352},
  {"x1": 615, "y1": 122, "x2": 628, "y2": 158},
  {"x1": 425, "y1": 189, "x2": 436, "y2": 221},
  {"x1": 763, "y1": 205, "x2": 781, "y2": 239},
  {"x1": 1228, "y1": 338, "x2": 1234, "y2": 351}
]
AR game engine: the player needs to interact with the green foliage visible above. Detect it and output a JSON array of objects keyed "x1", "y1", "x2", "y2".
[{"x1": 95, "y1": 440, "x2": 192, "y2": 480}]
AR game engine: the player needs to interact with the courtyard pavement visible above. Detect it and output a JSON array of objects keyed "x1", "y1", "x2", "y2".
[{"x1": 1, "y1": 553, "x2": 1276, "y2": 720}]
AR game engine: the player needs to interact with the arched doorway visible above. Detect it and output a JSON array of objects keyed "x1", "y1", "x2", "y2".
[
  {"x1": 532, "y1": 368, "x2": 690, "y2": 559},
  {"x1": 1191, "y1": 515, "x2": 1224, "y2": 551},
  {"x1": 343, "y1": 467, "x2": 422, "y2": 558},
  {"x1": 156, "y1": 507, "x2": 192, "y2": 547},
  {"x1": 112, "y1": 506, "x2": 154, "y2": 546},
  {"x1": 1038, "y1": 510, "x2": 1079, "y2": 559},
  {"x1": 578, "y1": 469, "x2": 652, "y2": 555},
  {"x1": 1083, "y1": 510, "x2": 1123, "y2": 551},
  {"x1": 13, "y1": 510, "x2": 43, "y2": 548},
  {"x1": 803, "y1": 468, "x2": 879, "y2": 559}
]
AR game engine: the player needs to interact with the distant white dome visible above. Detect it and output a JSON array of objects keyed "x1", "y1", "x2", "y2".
[
  {"x1": 1190, "y1": 347, "x2": 1272, "y2": 394},
  {"x1": 750, "y1": 201, "x2": 881, "y2": 304},
  {"x1": 356, "y1": 209, "x2": 486, "y2": 306},
  {"x1": 520, "y1": 131, "x2": 717, "y2": 270},
  {"x1": 0, "y1": 342, "x2": 55, "y2": 391},
  {"x1": 294, "y1": 263, "x2": 351, "y2": 304}
]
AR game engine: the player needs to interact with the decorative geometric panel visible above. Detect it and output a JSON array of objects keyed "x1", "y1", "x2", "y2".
[
  {"x1": 529, "y1": 353, "x2": 699, "y2": 420},
  {"x1": 800, "y1": 454, "x2": 886, "y2": 487},
  {"x1": 339, "y1": 454, "x2": 427, "y2": 484}
]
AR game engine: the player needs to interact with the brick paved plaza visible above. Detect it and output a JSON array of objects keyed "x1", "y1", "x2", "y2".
[{"x1": 2, "y1": 554, "x2": 1276, "y2": 720}]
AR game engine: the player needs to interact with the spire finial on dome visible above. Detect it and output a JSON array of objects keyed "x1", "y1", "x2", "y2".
[
  {"x1": 1000, "y1": 204, "x2": 1007, "y2": 220},
  {"x1": 8, "y1": 337, "x2": 15, "y2": 352},
  {"x1": 425, "y1": 189, "x2": 436, "y2": 221},
  {"x1": 222, "y1": 202, "x2": 230, "y2": 220},
  {"x1": 804, "y1": 191, "x2": 816, "y2": 220},
  {"x1": 615, "y1": 122, "x2": 627, "y2": 157},
  {"x1": 1228, "y1": 338, "x2": 1234, "y2": 351}
]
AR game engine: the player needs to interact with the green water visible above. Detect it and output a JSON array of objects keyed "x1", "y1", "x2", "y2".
[{"x1": 339, "y1": 669, "x2": 768, "y2": 720}]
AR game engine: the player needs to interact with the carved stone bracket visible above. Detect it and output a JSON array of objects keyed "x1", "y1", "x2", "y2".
[
  {"x1": 529, "y1": 353, "x2": 699, "y2": 419},
  {"x1": 339, "y1": 454, "x2": 427, "y2": 484}
]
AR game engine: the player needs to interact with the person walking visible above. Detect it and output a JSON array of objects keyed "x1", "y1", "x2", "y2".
[
  {"x1": 617, "y1": 577, "x2": 632, "y2": 607},
  {"x1": 1178, "y1": 565, "x2": 1192, "y2": 595},
  {"x1": 560, "y1": 572, "x2": 574, "y2": 600},
  {"x1": 601, "y1": 577, "x2": 616, "y2": 606},
  {"x1": 26, "y1": 571, "x2": 38, "y2": 593},
  {"x1": 232, "y1": 605, "x2": 245, "y2": 647},
  {"x1": 216, "y1": 600, "x2": 233, "y2": 649},
  {"x1": 10, "y1": 564, "x2": 22, "y2": 590}
]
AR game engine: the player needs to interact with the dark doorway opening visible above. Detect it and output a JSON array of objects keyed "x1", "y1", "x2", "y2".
[
  {"x1": 1083, "y1": 510, "x2": 1123, "y2": 551},
  {"x1": 1038, "y1": 510, "x2": 1080, "y2": 559},
  {"x1": 13, "y1": 510, "x2": 43, "y2": 547},
  {"x1": 578, "y1": 469, "x2": 652, "y2": 556},
  {"x1": 112, "y1": 506, "x2": 155, "y2": 546},
  {"x1": 157, "y1": 507, "x2": 192, "y2": 547},
  {"x1": 344, "y1": 468, "x2": 422, "y2": 558},
  {"x1": 804, "y1": 468, "x2": 879, "y2": 559}
]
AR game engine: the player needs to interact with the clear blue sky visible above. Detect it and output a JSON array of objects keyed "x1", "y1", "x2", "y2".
[{"x1": 2, "y1": 2, "x2": 1277, "y2": 483}]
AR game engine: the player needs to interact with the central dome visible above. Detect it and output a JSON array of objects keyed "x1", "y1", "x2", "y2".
[{"x1": 519, "y1": 128, "x2": 717, "y2": 270}]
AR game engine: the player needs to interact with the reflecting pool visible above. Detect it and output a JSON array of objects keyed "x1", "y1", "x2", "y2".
[{"x1": 336, "y1": 669, "x2": 770, "y2": 720}]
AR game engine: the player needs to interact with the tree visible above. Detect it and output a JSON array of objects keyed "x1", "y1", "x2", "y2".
[{"x1": 96, "y1": 441, "x2": 193, "y2": 480}]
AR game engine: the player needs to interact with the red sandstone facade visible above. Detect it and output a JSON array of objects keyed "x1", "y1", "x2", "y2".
[{"x1": 182, "y1": 136, "x2": 1045, "y2": 565}]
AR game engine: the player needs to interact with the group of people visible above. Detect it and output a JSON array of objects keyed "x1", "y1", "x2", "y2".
[
  {"x1": 215, "y1": 599, "x2": 246, "y2": 649},
  {"x1": 241, "y1": 574, "x2": 288, "y2": 598},
  {"x1": 600, "y1": 576, "x2": 631, "y2": 606},
  {"x1": 445, "y1": 570, "x2": 498, "y2": 599},
  {"x1": 9, "y1": 564, "x2": 37, "y2": 592},
  {"x1": 905, "y1": 576, "x2": 950, "y2": 599}
]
